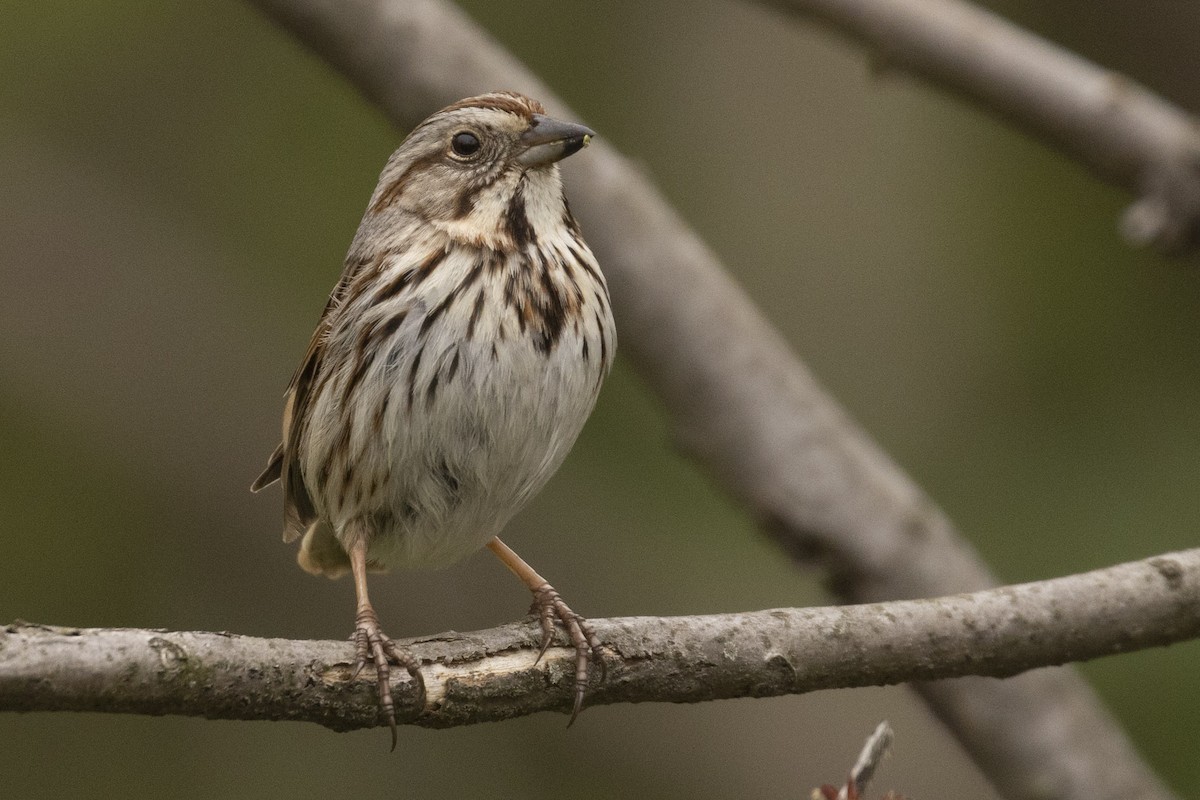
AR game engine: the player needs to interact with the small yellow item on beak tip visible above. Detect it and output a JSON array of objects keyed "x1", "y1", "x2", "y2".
[{"x1": 582, "y1": 134, "x2": 593, "y2": 147}]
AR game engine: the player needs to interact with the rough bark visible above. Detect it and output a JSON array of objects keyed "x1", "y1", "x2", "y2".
[{"x1": 4, "y1": 550, "x2": 1197, "y2": 731}]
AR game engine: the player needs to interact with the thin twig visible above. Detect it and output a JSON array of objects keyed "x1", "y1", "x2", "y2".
[
  {"x1": 846, "y1": 722, "x2": 894, "y2": 800},
  {"x1": 3, "y1": 549, "x2": 1198, "y2": 729},
  {"x1": 756, "y1": 0, "x2": 1200, "y2": 253},
  {"x1": 814, "y1": 721, "x2": 897, "y2": 800}
]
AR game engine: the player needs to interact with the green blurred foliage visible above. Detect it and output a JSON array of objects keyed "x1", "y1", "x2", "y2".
[{"x1": 2, "y1": 1, "x2": 1198, "y2": 798}]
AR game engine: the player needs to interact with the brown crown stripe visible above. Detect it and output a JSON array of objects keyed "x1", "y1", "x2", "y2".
[{"x1": 438, "y1": 92, "x2": 545, "y2": 121}]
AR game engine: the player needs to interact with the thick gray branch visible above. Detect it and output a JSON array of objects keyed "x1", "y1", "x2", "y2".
[
  {"x1": 758, "y1": 0, "x2": 1200, "y2": 252},
  {"x1": 4, "y1": 550, "x2": 1198, "y2": 729},
  {"x1": 244, "y1": 2, "x2": 1179, "y2": 798}
]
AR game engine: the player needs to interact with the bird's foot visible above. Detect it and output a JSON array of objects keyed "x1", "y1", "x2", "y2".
[
  {"x1": 352, "y1": 607, "x2": 423, "y2": 751},
  {"x1": 529, "y1": 583, "x2": 605, "y2": 725}
]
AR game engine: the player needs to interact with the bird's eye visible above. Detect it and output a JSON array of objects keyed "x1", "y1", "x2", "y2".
[{"x1": 450, "y1": 131, "x2": 481, "y2": 158}]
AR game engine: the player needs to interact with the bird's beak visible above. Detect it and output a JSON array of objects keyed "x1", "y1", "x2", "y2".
[{"x1": 516, "y1": 114, "x2": 596, "y2": 168}]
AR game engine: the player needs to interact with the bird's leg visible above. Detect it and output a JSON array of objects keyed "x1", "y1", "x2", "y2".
[
  {"x1": 348, "y1": 540, "x2": 422, "y2": 751},
  {"x1": 486, "y1": 536, "x2": 604, "y2": 725}
]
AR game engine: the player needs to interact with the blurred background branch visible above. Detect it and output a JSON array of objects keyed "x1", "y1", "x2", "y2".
[
  {"x1": 5, "y1": 548, "x2": 1197, "y2": 729},
  {"x1": 756, "y1": 0, "x2": 1200, "y2": 253}
]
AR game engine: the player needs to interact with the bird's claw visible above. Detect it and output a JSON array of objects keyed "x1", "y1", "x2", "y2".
[
  {"x1": 529, "y1": 583, "x2": 604, "y2": 725},
  {"x1": 352, "y1": 608, "x2": 423, "y2": 751}
]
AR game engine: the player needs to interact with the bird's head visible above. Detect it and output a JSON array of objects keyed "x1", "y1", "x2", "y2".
[{"x1": 367, "y1": 92, "x2": 594, "y2": 249}]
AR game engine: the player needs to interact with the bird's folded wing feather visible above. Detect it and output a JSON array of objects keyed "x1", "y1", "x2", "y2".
[{"x1": 252, "y1": 263, "x2": 362, "y2": 542}]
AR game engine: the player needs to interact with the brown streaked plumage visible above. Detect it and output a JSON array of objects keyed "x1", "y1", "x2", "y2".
[{"x1": 252, "y1": 92, "x2": 614, "y2": 747}]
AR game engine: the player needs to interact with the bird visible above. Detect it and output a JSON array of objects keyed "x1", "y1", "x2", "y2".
[{"x1": 252, "y1": 91, "x2": 615, "y2": 747}]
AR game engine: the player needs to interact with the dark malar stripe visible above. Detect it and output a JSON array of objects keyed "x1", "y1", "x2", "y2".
[
  {"x1": 504, "y1": 183, "x2": 537, "y2": 249},
  {"x1": 453, "y1": 172, "x2": 505, "y2": 220}
]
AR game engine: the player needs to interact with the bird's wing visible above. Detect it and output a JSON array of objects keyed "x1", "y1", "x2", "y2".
[{"x1": 252, "y1": 258, "x2": 366, "y2": 542}]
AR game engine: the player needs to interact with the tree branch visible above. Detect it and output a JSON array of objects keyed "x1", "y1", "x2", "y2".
[
  {"x1": 4, "y1": 550, "x2": 1198, "y2": 729},
  {"x1": 241, "y1": 2, "x2": 1180, "y2": 798},
  {"x1": 757, "y1": 0, "x2": 1200, "y2": 253}
]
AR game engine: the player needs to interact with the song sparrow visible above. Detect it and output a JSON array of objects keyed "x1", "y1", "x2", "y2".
[{"x1": 252, "y1": 92, "x2": 614, "y2": 746}]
